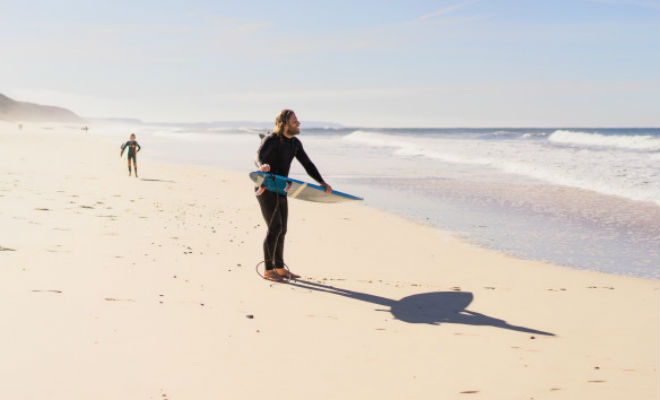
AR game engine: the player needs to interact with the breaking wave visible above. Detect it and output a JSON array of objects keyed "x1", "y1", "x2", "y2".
[{"x1": 548, "y1": 130, "x2": 660, "y2": 151}]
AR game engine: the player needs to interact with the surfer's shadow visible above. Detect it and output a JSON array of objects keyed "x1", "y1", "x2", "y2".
[
  {"x1": 140, "y1": 178, "x2": 176, "y2": 183},
  {"x1": 288, "y1": 280, "x2": 554, "y2": 336}
]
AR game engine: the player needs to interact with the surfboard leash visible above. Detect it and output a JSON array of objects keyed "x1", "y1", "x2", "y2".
[{"x1": 255, "y1": 261, "x2": 293, "y2": 281}]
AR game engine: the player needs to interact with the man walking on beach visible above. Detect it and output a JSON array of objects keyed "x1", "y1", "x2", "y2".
[
  {"x1": 120, "y1": 133, "x2": 141, "y2": 178},
  {"x1": 255, "y1": 109, "x2": 332, "y2": 282}
]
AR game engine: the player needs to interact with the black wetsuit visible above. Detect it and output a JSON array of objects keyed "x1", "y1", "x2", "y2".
[
  {"x1": 121, "y1": 140, "x2": 141, "y2": 161},
  {"x1": 255, "y1": 133, "x2": 325, "y2": 270},
  {"x1": 121, "y1": 140, "x2": 141, "y2": 176}
]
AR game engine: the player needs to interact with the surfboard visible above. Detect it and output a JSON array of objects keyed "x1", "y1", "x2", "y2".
[{"x1": 249, "y1": 171, "x2": 363, "y2": 203}]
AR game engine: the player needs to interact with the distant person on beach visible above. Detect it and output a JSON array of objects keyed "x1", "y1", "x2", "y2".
[
  {"x1": 120, "y1": 133, "x2": 141, "y2": 178},
  {"x1": 255, "y1": 109, "x2": 332, "y2": 282}
]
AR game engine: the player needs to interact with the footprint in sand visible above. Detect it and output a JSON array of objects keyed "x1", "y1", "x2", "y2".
[
  {"x1": 104, "y1": 297, "x2": 134, "y2": 302},
  {"x1": 32, "y1": 289, "x2": 62, "y2": 294},
  {"x1": 0, "y1": 246, "x2": 16, "y2": 252}
]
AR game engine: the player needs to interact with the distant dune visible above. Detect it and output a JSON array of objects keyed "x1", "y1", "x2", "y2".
[{"x1": 0, "y1": 93, "x2": 85, "y2": 123}]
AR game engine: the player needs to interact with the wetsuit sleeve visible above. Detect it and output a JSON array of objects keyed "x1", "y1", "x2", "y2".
[
  {"x1": 136, "y1": 142, "x2": 142, "y2": 152},
  {"x1": 294, "y1": 140, "x2": 325, "y2": 184},
  {"x1": 255, "y1": 136, "x2": 276, "y2": 168},
  {"x1": 120, "y1": 141, "x2": 127, "y2": 156}
]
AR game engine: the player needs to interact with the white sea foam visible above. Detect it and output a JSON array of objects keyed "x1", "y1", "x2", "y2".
[
  {"x1": 522, "y1": 132, "x2": 548, "y2": 139},
  {"x1": 548, "y1": 130, "x2": 660, "y2": 151},
  {"x1": 342, "y1": 130, "x2": 401, "y2": 147},
  {"x1": 342, "y1": 130, "x2": 660, "y2": 206}
]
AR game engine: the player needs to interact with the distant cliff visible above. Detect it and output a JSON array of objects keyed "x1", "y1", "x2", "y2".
[{"x1": 0, "y1": 93, "x2": 85, "y2": 123}]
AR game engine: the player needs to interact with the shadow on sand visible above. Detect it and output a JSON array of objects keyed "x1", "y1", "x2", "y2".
[
  {"x1": 286, "y1": 279, "x2": 554, "y2": 336},
  {"x1": 140, "y1": 178, "x2": 176, "y2": 183}
]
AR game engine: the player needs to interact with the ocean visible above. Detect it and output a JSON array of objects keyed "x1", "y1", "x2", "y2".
[{"x1": 117, "y1": 124, "x2": 659, "y2": 279}]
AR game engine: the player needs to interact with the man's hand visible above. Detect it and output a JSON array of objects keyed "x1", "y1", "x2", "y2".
[
  {"x1": 259, "y1": 164, "x2": 271, "y2": 172},
  {"x1": 321, "y1": 182, "x2": 332, "y2": 193}
]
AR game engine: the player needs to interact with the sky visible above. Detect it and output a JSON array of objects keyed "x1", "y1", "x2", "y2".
[{"x1": 1, "y1": 0, "x2": 658, "y2": 127}]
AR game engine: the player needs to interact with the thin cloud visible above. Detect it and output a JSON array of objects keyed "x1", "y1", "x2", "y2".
[{"x1": 416, "y1": 0, "x2": 482, "y2": 21}]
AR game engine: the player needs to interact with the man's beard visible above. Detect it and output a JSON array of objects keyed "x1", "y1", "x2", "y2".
[{"x1": 288, "y1": 125, "x2": 300, "y2": 135}]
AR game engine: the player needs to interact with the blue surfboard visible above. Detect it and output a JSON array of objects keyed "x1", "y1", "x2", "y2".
[{"x1": 249, "y1": 171, "x2": 363, "y2": 203}]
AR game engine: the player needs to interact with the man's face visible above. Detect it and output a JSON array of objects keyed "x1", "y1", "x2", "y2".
[{"x1": 286, "y1": 113, "x2": 300, "y2": 135}]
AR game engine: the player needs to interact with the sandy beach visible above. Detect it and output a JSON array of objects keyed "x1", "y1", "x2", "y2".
[{"x1": 0, "y1": 126, "x2": 658, "y2": 399}]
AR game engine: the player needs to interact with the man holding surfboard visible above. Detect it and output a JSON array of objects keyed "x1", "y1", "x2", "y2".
[{"x1": 255, "y1": 109, "x2": 332, "y2": 282}]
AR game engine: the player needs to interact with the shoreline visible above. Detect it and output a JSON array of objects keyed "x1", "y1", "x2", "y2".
[
  {"x1": 1, "y1": 128, "x2": 658, "y2": 399},
  {"x1": 138, "y1": 128, "x2": 660, "y2": 280}
]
